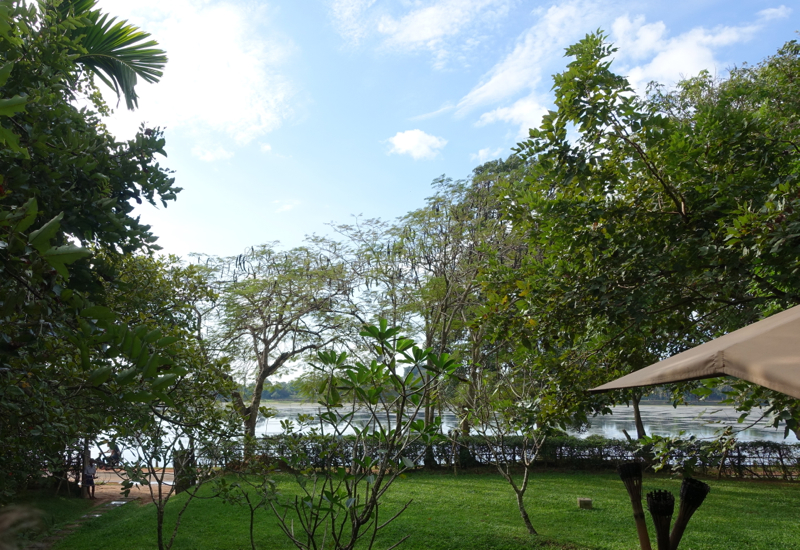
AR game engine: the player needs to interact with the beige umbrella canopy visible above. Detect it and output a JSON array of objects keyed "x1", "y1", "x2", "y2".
[{"x1": 589, "y1": 305, "x2": 800, "y2": 400}]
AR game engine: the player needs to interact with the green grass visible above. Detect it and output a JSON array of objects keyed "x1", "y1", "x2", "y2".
[
  {"x1": 6, "y1": 487, "x2": 94, "y2": 544},
  {"x1": 47, "y1": 470, "x2": 800, "y2": 550}
]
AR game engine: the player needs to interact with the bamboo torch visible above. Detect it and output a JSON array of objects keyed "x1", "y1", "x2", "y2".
[
  {"x1": 670, "y1": 478, "x2": 710, "y2": 550},
  {"x1": 646, "y1": 490, "x2": 675, "y2": 550},
  {"x1": 617, "y1": 462, "x2": 651, "y2": 550}
]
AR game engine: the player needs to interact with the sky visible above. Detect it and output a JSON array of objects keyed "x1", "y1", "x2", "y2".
[{"x1": 94, "y1": 0, "x2": 797, "y2": 260}]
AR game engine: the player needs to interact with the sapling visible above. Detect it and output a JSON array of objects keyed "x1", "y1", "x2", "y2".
[{"x1": 267, "y1": 320, "x2": 457, "y2": 550}]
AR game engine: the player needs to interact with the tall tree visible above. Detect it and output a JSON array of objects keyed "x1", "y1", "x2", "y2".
[
  {"x1": 209, "y1": 244, "x2": 352, "y2": 439},
  {"x1": 500, "y1": 33, "x2": 800, "y2": 436},
  {"x1": 0, "y1": 0, "x2": 178, "y2": 500}
]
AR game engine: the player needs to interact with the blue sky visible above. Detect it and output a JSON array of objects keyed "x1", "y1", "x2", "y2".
[{"x1": 95, "y1": 0, "x2": 796, "y2": 259}]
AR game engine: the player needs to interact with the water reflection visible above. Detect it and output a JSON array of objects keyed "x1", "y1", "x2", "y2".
[{"x1": 256, "y1": 402, "x2": 798, "y2": 443}]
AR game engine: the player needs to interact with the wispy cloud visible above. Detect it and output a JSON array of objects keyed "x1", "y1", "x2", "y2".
[
  {"x1": 191, "y1": 144, "x2": 234, "y2": 162},
  {"x1": 463, "y1": 1, "x2": 789, "y2": 137},
  {"x1": 96, "y1": 0, "x2": 296, "y2": 160},
  {"x1": 410, "y1": 102, "x2": 456, "y2": 121},
  {"x1": 386, "y1": 129, "x2": 447, "y2": 160},
  {"x1": 330, "y1": 0, "x2": 512, "y2": 67},
  {"x1": 330, "y1": 0, "x2": 377, "y2": 46},
  {"x1": 471, "y1": 147, "x2": 504, "y2": 163},
  {"x1": 456, "y1": 0, "x2": 606, "y2": 115},
  {"x1": 611, "y1": 10, "x2": 784, "y2": 91},
  {"x1": 260, "y1": 143, "x2": 273, "y2": 153},
  {"x1": 477, "y1": 95, "x2": 547, "y2": 138},
  {"x1": 757, "y1": 5, "x2": 791, "y2": 22},
  {"x1": 272, "y1": 200, "x2": 301, "y2": 213}
]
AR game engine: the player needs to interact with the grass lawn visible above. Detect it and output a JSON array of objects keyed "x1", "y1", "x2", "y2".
[
  {"x1": 6, "y1": 487, "x2": 94, "y2": 545},
  {"x1": 48, "y1": 470, "x2": 800, "y2": 550}
]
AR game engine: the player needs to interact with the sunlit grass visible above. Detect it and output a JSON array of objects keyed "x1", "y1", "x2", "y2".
[{"x1": 49, "y1": 470, "x2": 800, "y2": 550}]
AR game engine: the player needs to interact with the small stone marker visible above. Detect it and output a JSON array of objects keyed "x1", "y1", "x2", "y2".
[{"x1": 578, "y1": 498, "x2": 592, "y2": 510}]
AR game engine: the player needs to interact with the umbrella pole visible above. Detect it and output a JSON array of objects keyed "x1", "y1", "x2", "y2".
[
  {"x1": 618, "y1": 462, "x2": 652, "y2": 550},
  {"x1": 646, "y1": 490, "x2": 674, "y2": 550},
  {"x1": 670, "y1": 478, "x2": 710, "y2": 550}
]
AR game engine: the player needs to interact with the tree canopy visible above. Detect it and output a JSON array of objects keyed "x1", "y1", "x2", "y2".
[
  {"x1": 0, "y1": 0, "x2": 191, "y2": 501},
  {"x1": 496, "y1": 32, "x2": 800, "y2": 437}
]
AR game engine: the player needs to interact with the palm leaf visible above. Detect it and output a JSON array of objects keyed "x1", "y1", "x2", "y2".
[{"x1": 54, "y1": 0, "x2": 167, "y2": 110}]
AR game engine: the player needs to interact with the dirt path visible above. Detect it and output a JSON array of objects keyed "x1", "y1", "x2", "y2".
[
  {"x1": 23, "y1": 469, "x2": 178, "y2": 550},
  {"x1": 23, "y1": 483, "x2": 144, "y2": 550}
]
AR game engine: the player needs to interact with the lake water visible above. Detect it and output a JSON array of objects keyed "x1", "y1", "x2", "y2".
[{"x1": 256, "y1": 402, "x2": 799, "y2": 443}]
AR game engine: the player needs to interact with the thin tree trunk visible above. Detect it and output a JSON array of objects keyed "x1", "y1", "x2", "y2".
[
  {"x1": 157, "y1": 506, "x2": 165, "y2": 550},
  {"x1": 632, "y1": 394, "x2": 647, "y2": 440},
  {"x1": 81, "y1": 438, "x2": 90, "y2": 499},
  {"x1": 515, "y1": 488, "x2": 538, "y2": 535}
]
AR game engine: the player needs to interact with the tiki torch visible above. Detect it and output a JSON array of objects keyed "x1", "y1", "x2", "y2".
[
  {"x1": 670, "y1": 478, "x2": 710, "y2": 550},
  {"x1": 646, "y1": 490, "x2": 675, "y2": 550},
  {"x1": 617, "y1": 462, "x2": 651, "y2": 550}
]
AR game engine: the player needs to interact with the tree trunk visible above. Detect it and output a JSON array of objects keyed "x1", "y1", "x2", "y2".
[
  {"x1": 516, "y1": 489, "x2": 537, "y2": 535},
  {"x1": 422, "y1": 368, "x2": 438, "y2": 469},
  {"x1": 156, "y1": 505, "x2": 165, "y2": 550},
  {"x1": 81, "y1": 438, "x2": 90, "y2": 499},
  {"x1": 632, "y1": 394, "x2": 647, "y2": 440}
]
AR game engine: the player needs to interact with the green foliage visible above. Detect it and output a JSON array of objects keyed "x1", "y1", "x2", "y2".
[
  {"x1": 207, "y1": 244, "x2": 353, "y2": 439},
  {"x1": 262, "y1": 321, "x2": 458, "y2": 550},
  {"x1": 58, "y1": 0, "x2": 167, "y2": 110},
  {"x1": 0, "y1": 0, "x2": 186, "y2": 502},
  {"x1": 496, "y1": 32, "x2": 800, "y2": 436}
]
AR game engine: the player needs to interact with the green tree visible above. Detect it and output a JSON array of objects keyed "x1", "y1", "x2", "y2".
[
  {"x1": 501, "y1": 32, "x2": 800, "y2": 438},
  {"x1": 0, "y1": 0, "x2": 179, "y2": 500},
  {"x1": 267, "y1": 321, "x2": 458, "y2": 550},
  {"x1": 209, "y1": 244, "x2": 353, "y2": 440}
]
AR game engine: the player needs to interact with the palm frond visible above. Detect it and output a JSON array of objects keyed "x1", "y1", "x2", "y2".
[{"x1": 53, "y1": 0, "x2": 167, "y2": 110}]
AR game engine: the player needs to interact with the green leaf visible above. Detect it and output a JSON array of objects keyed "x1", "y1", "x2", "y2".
[
  {"x1": 116, "y1": 367, "x2": 138, "y2": 385},
  {"x1": 89, "y1": 366, "x2": 113, "y2": 386},
  {"x1": 0, "y1": 95, "x2": 27, "y2": 116},
  {"x1": 80, "y1": 343, "x2": 90, "y2": 370},
  {"x1": 142, "y1": 353, "x2": 160, "y2": 378},
  {"x1": 81, "y1": 305, "x2": 115, "y2": 320},
  {"x1": 14, "y1": 198, "x2": 37, "y2": 233},
  {"x1": 43, "y1": 245, "x2": 92, "y2": 277},
  {"x1": 156, "y1": 336, "x2": 179, "y2": 346},
  {"x1": 0, "y1": 126, "x2": 25, "y2": 155},
  {"x1": 144, "y1": 328, "x2": 163, "y2": 343},
  {"x1": 122, "y1": 391, "x2": 154, "y2": 403},
  {"x1": 0, "y1": 63, "x2": 14, "y2": 87},
  {"x1": 75, "y1": 11, "x2": 167, "y2": 110},
  {"x1": 150, "y1": 374, "x2": 176, "y2": 390},
  {"x1": 28, "y1": 213, "x2": 64, "y2": 253}
]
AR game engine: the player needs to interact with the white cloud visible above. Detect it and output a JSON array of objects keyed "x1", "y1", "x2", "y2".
[
  {"x1": 330, "y1": 0, "x2": 377, "y2": 46},
  {"x1": 386, "y1": 129, "x2": 447, "y2": 160},
  {"x1": 611, "y1": 15, "x2": 667, "y2": 61},
  {"x1": 377, "y1": 0, "x2": 506, "y2": 49},
  {"x1": 330, "y1": 0, "x2": 511, "y2": 67},
  {"x1": 411, "y1": 102, "x2": 456, "y2": 121},
  {"x1": 471, "y1": 147, "x2": 504, "y2": 163},
  {"x1": 611, "y1": 14, "x2": 766, "y2": 91},
  {"x1": 260, "y1": 143, "x2": 273, "y2": 153},
  {"x1": 95, "y1": 0, "x2": 295, "y2": 157},
  {"x1": 272, "y1": 200, "x2": 300, "y2": 213},
  {"x1": 757, "y1": 5, "x2": 791, "y2": 21},
  {"x1": 477, "y1": 95, "x2": 547, "y2": 137},
  {"x1": 456, "y1": 0, "x2": 606, "y2": 115},
  {"x1": 191, "y1": 144, "x2": 234, "y2": 162}
]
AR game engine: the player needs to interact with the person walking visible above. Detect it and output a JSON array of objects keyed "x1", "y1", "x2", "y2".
[{"x1": 83, "y1": 459, "x2": 98, "y2": 499}]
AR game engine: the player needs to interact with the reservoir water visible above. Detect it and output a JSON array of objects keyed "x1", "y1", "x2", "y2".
[{"x1": 255, "y1": 402, "x2": 799, "y2": 443}]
